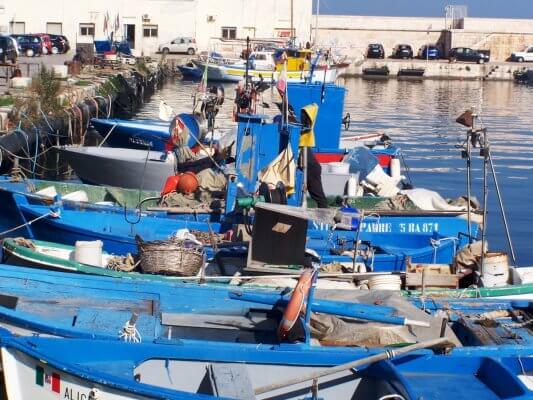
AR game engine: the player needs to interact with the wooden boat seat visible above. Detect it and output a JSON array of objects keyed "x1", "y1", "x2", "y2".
[
  {"x1": 207, "y1": 363, "x2": 254, "y2": 399},
  {"x1": 161, "y1": 312, "x2": 277, "y2": 331}
]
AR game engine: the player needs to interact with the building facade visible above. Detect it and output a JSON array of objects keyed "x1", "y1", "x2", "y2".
[{"x1": 0, "y1": 0, "x2": 312, "y2": 55}]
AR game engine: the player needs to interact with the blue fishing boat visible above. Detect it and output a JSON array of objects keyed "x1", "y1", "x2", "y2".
[
  {"x1": 91, "y1": 118, "x2": 170, "y2": 151},
  {"x1": 0, "y1": 264, "x2": 531, "y2": 399},
  {"x1": 90, "y1": 113, "x2": 202, "y2": 152},
  {"x1": 2, "y1": 330, "x2": 531, "y2": 400},
  {"x1": 177, "y1": 61, "x2": 203, "y2": 80}
]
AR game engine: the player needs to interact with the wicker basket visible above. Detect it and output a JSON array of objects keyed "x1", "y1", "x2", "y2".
[{"x1": 136, "y1": 235, "x2": 204, "y2": 276}]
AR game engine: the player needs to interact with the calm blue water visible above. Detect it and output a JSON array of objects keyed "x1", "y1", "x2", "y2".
[{"x1": 138, "y1": 78, "x2": 533, "y2": 266}]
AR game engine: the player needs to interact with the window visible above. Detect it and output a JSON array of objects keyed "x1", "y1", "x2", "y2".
[
  {"x1": 10, "y1": 21, "x2": 25, "y2": 34},
  {"x1": 46, "y1": 22, "x2": 62, "y2": 35},
  {"x1": 528, "y1": 47, "x2": 533, "y2": 53},
  {"x1": 143, "y1": 24, "x2": 158, "y2": 38},
  {"x1": 79, "y1": 23, "x2": 95, "y2": 37},
  {"x1": 221, "y1": 27, "x2": 236, "y2": 40}
]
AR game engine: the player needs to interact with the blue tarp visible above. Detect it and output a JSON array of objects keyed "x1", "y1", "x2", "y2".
[{"x1": 344, "y1": 146, "x2": 379, "y2": 179}]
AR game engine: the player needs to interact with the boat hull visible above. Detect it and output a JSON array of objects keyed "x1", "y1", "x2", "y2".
[{"x1": 59, "y1": 146, "x2": 174, "y2": 191}]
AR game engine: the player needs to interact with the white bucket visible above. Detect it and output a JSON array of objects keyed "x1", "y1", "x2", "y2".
[
  {"x1": 368, "y1": 274, "x2": 402, "y2": 291},
  {"x1": 478, "y1": 252, "x2": 509, "y2": 287},
  {"x1": 74, "y1": 240, "x2": 103, "y2": 267},
  {"x1": 327, "y1": 162, "x2": 350, "y2": 174}
]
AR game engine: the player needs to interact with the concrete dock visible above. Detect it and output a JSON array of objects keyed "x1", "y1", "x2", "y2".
[{"x1": 344, "y1": 58, "x2": 529, "y2": 81}]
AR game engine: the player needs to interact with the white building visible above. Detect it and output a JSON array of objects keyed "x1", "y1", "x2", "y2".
[{"x1": 0, "y1": 0, "x2": 312, "y2": 56}]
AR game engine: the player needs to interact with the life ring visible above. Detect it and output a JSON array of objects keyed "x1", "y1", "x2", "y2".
[{"x1": 277, "y1": 269, "x2": 314, "y2": 340}]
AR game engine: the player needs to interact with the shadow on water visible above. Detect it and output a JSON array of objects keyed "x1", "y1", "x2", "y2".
[{"x1": 139, "y1": 77, "x2": 533, "y2": 266}]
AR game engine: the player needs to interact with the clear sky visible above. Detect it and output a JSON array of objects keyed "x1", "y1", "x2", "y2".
[{"x1": 313, "y1": 0, "x2": 533, "y2": 19}]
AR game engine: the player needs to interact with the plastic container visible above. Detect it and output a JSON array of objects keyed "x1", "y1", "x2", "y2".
[
  {"x1": 368, "y1": 274, "x2": 402, "y2": 291},
  {"x1": 74, "y1": 240, "x2": 103, "y2": 267},
  {"x1": 478, "y1": 252, "x2": 509, "y2": 287},
  {"x1": 327, "y1": 162, "x2": 350, "y2": 174}
]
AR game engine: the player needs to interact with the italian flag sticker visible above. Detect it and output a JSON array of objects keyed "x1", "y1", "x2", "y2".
[{"x1": 36, "y1": 365, "x2": 61, "y2": 393}]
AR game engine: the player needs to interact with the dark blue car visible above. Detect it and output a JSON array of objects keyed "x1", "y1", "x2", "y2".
[
  {"x1": 418, "y1": 45, "x2": 440, "y2": 60},
  {"x1": 11, "y1": 34, "x2": 42, "y2": 57}
]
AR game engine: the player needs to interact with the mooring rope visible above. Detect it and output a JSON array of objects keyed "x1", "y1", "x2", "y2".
[{"x1": 0, "y1": 211, "x2": 59, "y2": 238}]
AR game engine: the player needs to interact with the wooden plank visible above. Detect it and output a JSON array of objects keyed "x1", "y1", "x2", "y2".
[{"x1": 406, "y1": 272, "x2": 458, "y2": 288}]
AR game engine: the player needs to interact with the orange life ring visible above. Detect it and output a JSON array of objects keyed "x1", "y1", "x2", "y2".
[{"x1": 277, "y1": 269, "x2": 314, "y2": 340}]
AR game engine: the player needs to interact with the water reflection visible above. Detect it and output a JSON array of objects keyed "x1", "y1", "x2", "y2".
[{"x1": 138, "y1": 78, "x2": 533, "y2": 266}]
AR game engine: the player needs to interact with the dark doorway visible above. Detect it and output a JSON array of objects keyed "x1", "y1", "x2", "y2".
[{"x1": 124, "y1": 24, "x2": 135, "y2": 49}]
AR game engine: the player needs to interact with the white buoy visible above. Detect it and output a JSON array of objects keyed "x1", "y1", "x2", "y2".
[
  {"x1": 347, "y1": 173, "x2": 359, "y2": 197},
  {"x1": 390, "y1": 157, "x2": 401, "y2": 179}
]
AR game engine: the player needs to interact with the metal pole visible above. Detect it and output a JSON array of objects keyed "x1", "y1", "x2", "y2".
[
  {"x1": 488, "y1": 150, "x2": 517, "y2": 263},
  {"x1": 302, "y1": 147, "x2": 308, "y2": 209},
  {"x1": 254, "y1": 338, "x2": 452, "y2": 396},
  {"x1": 244, "y1": 36, "x2": 250, "y2": 88},
  {"x1": 352, "y1": 210, "x2": 365, "y2": 272},
  {"x1": 290, "y1": 0, "x2": 294, "y2": 42},
  {"x1": 480, "y1": 132, "x2": 489, "y2": 282},
  {"x1": 465, "y1": 128, "x2": 472, "y2": 242}
]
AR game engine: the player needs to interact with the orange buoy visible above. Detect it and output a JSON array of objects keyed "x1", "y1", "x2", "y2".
[
  {"x1": 277, "y1": 269, "x2": 314, "y2": 340},
  {"x1": 161, "y1": 175, "x2": 181, "y2": 196},
  {"x1": 177, "y1": 172, "x2": 199, "y2": 194}
]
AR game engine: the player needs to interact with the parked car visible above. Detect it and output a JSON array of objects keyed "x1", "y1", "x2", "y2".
[
  {"x1": 49, "y1": 34, "x2": 70, "y2": 54},
  {"x1": 34, "y1": 34, "x2": 53, "y2": 54},
  {"x1": 0, "y1": 36, "x2": 18, "y2": 64},
  {"x1": 158, "y1": 37, "x2": 197, "y2": 55},
  {"x1": 366, "y1": 43, "x2": 385, "y2": 59},
  {"x1": 449, "y1": 47, "x2": 490, "y2": 64},
  {"x1": 510, "y1": 45, "x2": 533, "y2": 62},
  {"x1": 392, "y1": 44, "x2": 413, "y2": 59},
  {"x1": 418, "y1": 45, "x2": 441, "y2": 60},
  {"x1": 11, "y1": 34, "x2": 43, "y2": 57}
]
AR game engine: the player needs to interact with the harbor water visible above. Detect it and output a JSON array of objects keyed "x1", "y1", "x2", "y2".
[{"x1": 136, "y1": 78, "x2": 533, "y2": 267}]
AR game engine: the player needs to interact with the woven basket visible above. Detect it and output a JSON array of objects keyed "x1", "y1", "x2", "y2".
[{"x1": 136, "y1": 235, "x2": 204, "y2": 276}]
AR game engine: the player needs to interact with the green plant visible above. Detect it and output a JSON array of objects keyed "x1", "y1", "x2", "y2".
[{"x1": 32, "y1": 65, "x2": 61, "y2": 113}]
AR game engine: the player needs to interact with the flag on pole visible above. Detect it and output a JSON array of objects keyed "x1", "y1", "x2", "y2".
[{"x1": 276, "y1": 52, "x2": 288, "y2": 97}]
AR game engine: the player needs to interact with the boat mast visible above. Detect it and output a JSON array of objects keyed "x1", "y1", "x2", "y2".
[
  {"x1": 290, "y1": 0, "x2": 294, "y2": 44},
  {"x1": 314, "y1": 0, "x2": 320, "y2": 44}
]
